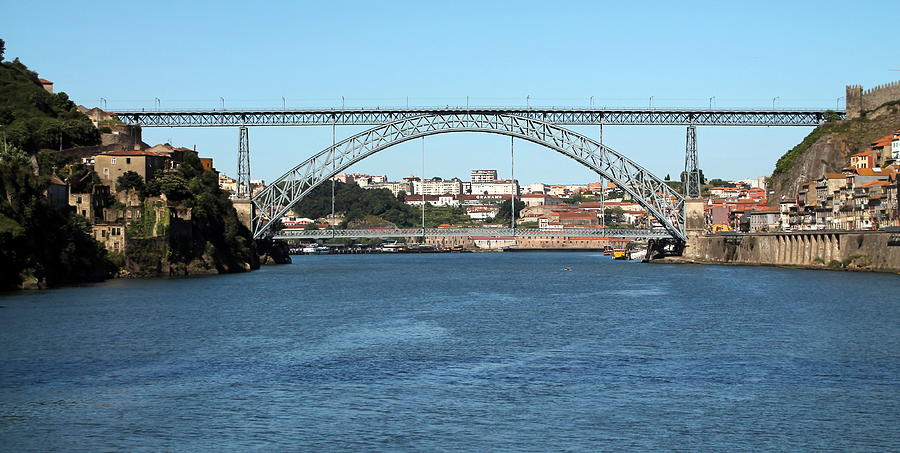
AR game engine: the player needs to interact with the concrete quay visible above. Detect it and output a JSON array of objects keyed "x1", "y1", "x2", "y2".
[{"x1": 666, "y1": 230, "x2": 900, "y2": 274}]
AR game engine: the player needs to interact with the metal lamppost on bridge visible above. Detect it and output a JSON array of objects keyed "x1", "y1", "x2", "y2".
[
  {"x1": 836, "y1": 96, "x2": 844, "y2": 110},
  {"x1": 154, "y1": 97, "x2": 160, "y2": 112},
  {"x1": 282, "y1": 97, "x2": 286, "y2": 110},
  {"x1": 220, "y1": 97, "x2": 225, "y2": 110},
  {"x1": 709, "y1": 96, "x2": 716, "y2": 109},
  {"x1": 100, "y1": 97, "x2": 107, "y2": 110},
  {"x1": 773, "y1": 96, "x2": 780, "y2": 109}
]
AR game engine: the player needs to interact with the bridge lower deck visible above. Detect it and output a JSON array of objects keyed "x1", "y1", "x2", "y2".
[{"x1": 272, "y1": 228, "x2": 671, "y2": 240}]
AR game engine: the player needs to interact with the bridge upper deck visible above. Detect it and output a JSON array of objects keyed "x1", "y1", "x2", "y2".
[{"x1": 112, "y1": 107, "x2": 839, "y2": 127}]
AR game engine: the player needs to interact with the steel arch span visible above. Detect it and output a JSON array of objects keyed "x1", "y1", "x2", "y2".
[{"x1": 251, "y1": 113, "x2": 685, "y2": 241}]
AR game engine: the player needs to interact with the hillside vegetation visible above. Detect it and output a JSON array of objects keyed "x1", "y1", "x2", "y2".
[
  {"x1": 292, "y1": 181, "x2": 417, "y2": 227},
  {"x1": 0, "y1": 49, "x2": 98, "y2": 152},
  {"x1": 0, "y1": 45, "x2": 114, "y2": 289}
]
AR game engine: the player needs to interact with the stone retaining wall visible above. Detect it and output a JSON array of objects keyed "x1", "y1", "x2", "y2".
[{"x1": 683, "y1": 231, "x2": 900, "y2": 273}]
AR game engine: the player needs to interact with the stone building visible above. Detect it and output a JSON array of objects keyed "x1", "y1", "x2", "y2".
[
  {"x1": 92, "y1": 224, "x2": 125, "y2": 254},
  {"x1": 846, "y1": 81, "x2": 900, "y2": 119},
  {"x1": 94, "y1": 150, "x2": 170, "y2": 190}
]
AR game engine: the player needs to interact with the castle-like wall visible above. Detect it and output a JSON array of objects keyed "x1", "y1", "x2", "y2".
[
  {"x1": 683, "y1": 231, "x2": 900, "y2": 273},
  {"x1": 846, "y1": 81, "x2": 900, "y2": 119}
]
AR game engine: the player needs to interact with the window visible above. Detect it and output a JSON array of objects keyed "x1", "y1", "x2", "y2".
[
  {"x1": 103, "y1": 168, "x2": 109, "y2": 176},
  {"x1": 111, "y1": 158, "x2": 117, "y2": 164},
  {"x1": 126, "y1": 158, "x2": 131, "y2": 164},
  {"x1": 76, "y1": 196, "x2": 82, "y2": 203}
]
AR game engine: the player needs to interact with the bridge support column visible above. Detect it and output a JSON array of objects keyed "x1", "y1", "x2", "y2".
[
  {"x1": 233, "y1": 198, "x2": 253, "y2": 231},
  {"x1": 237, "y1": 126, "x2": 251, "y2": 197},
  {"x1": 683, "y1": 125, "x2": 702, "y2": 198},
  {"x1": 677, "y1": 197, "x2": 706, "y2": 259}
]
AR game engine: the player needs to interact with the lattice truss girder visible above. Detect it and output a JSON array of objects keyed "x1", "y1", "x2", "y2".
[
  {"x1": 273, "y1": 228, "x2": 671, "y2": 239},
  {"x1": 684, "y1": 125, "x2": 701, "y2": 198},
  {"x1": 252, "y1": 113, "x2": 686, "y2": 241},
  {"x1": 114, "y1": 108, "x2": 834, "y2": 127}
]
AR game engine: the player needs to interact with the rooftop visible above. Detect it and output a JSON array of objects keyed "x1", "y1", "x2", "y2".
[{"x1": 99, "y1": 150, "x2": 169, "y2": 157}]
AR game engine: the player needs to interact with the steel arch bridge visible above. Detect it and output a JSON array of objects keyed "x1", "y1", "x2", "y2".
[{"x1": 252, "y1": 113, "x2": 685, "y2": 241}]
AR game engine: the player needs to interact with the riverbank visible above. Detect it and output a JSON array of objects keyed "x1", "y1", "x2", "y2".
[
  {"x1": 663, "y1": 230, "x2": 900, "y2": 274},
  {"x1": 4, "y1": 239, "x2": 292, "y2": 291}
]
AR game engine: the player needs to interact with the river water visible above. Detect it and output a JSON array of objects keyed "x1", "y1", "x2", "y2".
[{"x1": 1, "y1": 253, "x2": 898, "y2": 451}]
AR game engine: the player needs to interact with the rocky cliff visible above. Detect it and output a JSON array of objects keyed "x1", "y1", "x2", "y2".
[{"x1": 768, "y1": 103, "x2": 900, "y2": 204}]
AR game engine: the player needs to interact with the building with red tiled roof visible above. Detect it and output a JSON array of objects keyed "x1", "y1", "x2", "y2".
[
  {"x1": 866, "y1": 131, "x2": 900, "y2": 165},
  {"x1": 405, "y1": 195, "x2": 439, "y2": 205},
  {"x1": 550, "y1": 211, "x2": 599, "y2": 227},
  {"x1": 850, "y1": 150, "x2": 876, "y2": 169},
  {"x1": 38, "y1": 78, "x2": 53, "y2": 93}
]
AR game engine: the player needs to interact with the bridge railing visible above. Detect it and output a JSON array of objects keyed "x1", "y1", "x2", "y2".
[{"x1": 111, "y1": 107, "x2": 840, "y2": 127}]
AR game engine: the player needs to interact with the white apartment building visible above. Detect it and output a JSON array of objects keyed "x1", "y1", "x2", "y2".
[
  {"x1": 892, "y1": 134, "x2": 900, "y2": 160},
  {"x1": 738, "y1": 177, "x2": 768, "y2": 189},
  {"x1": 363, "y1": 181, "x2": 412, "y2": 197},
  {"x1": 470, "y1": 169, "x2": 498, "y2": 183},
  {"x1": 412, "y1": 177, "x2": 465, "y2": 195},
  {"x1": 470, "y1": 179, "x2": 519, "y2": 196}
]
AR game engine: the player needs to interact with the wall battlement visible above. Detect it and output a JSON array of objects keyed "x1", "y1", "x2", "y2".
[{"x1": 846, "y1": 80, "x2": 900, "y2": 119}]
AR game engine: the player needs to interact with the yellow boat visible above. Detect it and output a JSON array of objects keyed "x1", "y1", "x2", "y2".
[{"x1": 612, "y1": 248, "x2": 629, "y2": 260}]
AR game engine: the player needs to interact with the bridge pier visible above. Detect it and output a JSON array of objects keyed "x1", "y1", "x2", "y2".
[
  {"x1": 647, "y1": 197, "x2": 704, "y2": 260},
  {"x1": 236, "y1": 125, "x2": 251, "y2": 197},
  {"x1": 683, "y1": 125, "x2": 702, "y2": 198}
]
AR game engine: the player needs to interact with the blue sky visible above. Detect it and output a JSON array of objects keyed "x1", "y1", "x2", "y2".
[{"x1": 3, "y1": 0, "x2": 898, "y2": 185}]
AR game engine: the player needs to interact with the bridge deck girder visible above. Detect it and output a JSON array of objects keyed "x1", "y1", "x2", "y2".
[
  {"x1": 112, "y1": 107, "x2": 839, "y2": 127},
  {"x1": 272, "y1": 228, "x2": 671, "y2": 240}
]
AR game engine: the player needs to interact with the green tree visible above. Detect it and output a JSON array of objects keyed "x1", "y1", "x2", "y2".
[
  {"x1": 423, "y1": 205, "x2": 473, "y2": 227},
  {"x1": 603, "y1": 206, "x2": 626, "y2": 225},
  {"x1": 178, "y1": 150, "x2": 203, "y2": 179},
  {"x1": 116, "y1": 170, "x2": 145, "y2": 192},
  {"x1": 292, "y1": 181, "x2": 416, "y2": 227},
  {"x1": 144, "y1": 174, "x2": 191, "y2": 202},
  {"x1": 706, "y1": 178, "x2": 735, "y2": 188},
  {"x1": 493, "y1": 198, "x2": 526, "y2": 225},
  {"x1": 0, "y1": 143, "x2": 29, "y2": 166},
  {"x1": 0, "y1": 38, "x2": 5, "y2": 61}
]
